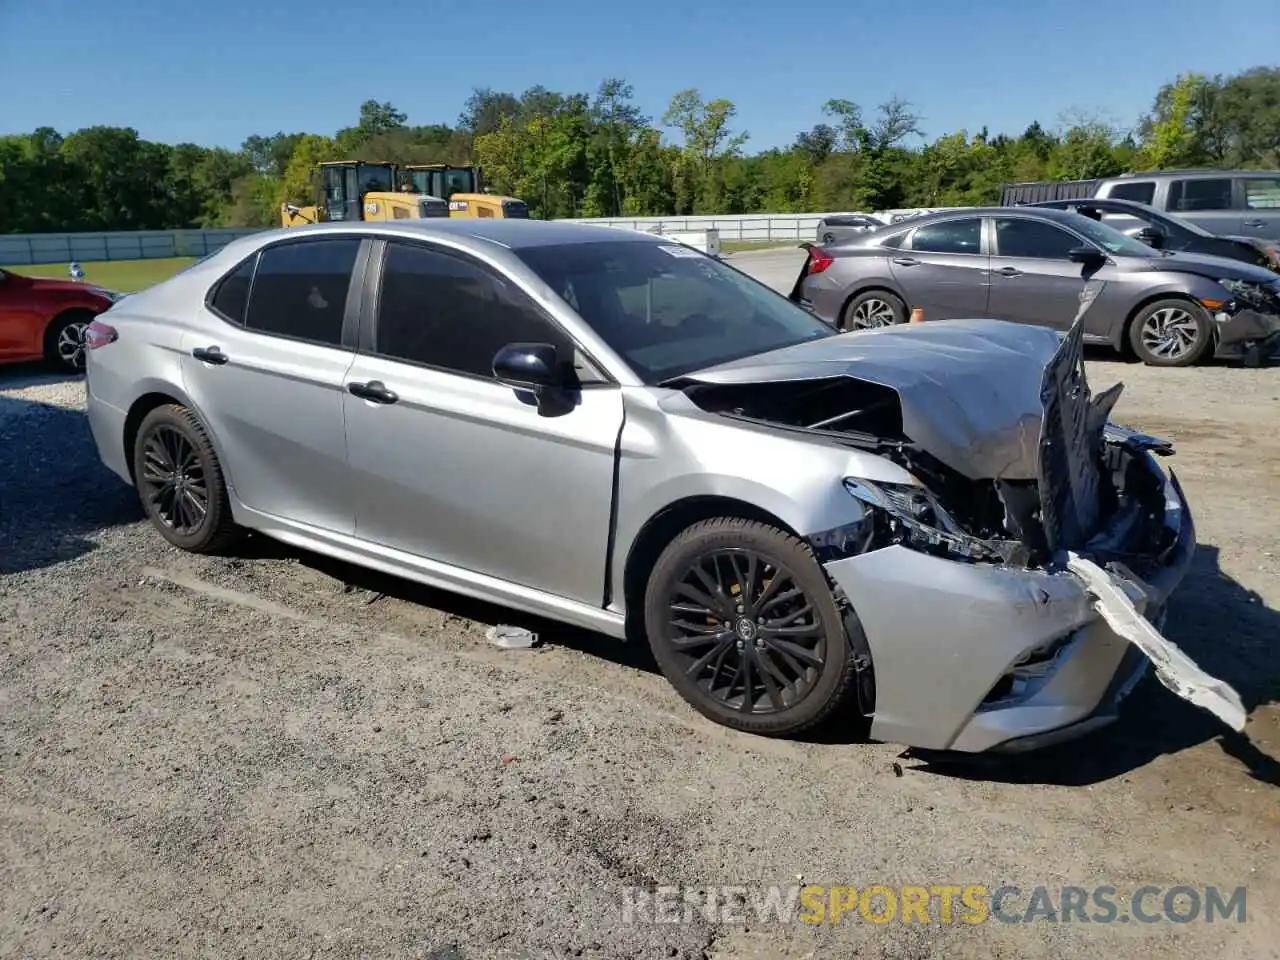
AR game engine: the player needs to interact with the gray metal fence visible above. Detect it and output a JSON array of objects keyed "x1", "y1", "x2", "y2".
[
  {"x1": 0, "y1": 229, "x2": 262, "y2": 266},
  {"x1": 0, "y1": 210, "x2": 952, "y2": 266}
]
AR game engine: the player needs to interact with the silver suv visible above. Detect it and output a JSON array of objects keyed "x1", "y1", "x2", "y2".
[{"x1": 1095, "y1": 170, "x2": 1280, "y2": 242}]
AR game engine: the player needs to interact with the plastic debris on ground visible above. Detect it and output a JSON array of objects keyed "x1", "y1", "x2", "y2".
[{"x1": 486, "y1": 624, "x2": 540, "y2": 649}]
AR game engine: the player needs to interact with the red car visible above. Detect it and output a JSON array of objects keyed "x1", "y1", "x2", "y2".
[{"x1": 0, "y1": 268, "x2": 121, "y2": 372}]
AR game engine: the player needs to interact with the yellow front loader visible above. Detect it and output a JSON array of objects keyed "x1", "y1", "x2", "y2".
[
  {"x1": 280, "y1": 161, "x2": 450, "y2": 228},
  {"x1": 403, "y1": 164, "x2": 530, "y2": 219}
]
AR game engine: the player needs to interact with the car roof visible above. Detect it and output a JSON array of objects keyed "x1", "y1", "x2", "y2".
[
  {"x1": 1029, "y1": 197, "x2": 1142, "y2": 210},
  {"x1": 244, "y1": 218, "x2": 661, "y2": 253},
  {"x1": 874, "y1": 206, "x2": 1085, "y2": 229}
]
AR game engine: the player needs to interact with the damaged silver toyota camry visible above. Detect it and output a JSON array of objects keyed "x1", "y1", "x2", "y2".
[{"x1": 85, "y1": 220, "x2": 1245, "y2": 753}]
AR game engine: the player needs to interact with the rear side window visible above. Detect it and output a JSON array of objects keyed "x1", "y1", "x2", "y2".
[
  {"x1": 1107, "y1": 181, "x2": 1155, "y2": 204},
  {"x1": 1243, "y1": 177, "x2": 1280, "y2": 210},
  {"x1": 909, "y1": 219, "x2": 982, "y2": 254},
  {"x1": 208, "y1": 254, "x2": 256, "y2": 324},
  {"x1": 1169, "y1": 178, "x2": 1233, "y2": 212},
  {"x1": 245, "y1": 238, "x2": 361, "y2": 346},
  {"x1": 878, "y1": 232, "x2": 908, "y2": 249},
  {"x1": 993, "y1": 218, "x2": 1080, "y2": 259}
]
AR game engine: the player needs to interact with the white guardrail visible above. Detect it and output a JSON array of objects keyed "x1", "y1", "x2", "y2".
[{"x1": 0, "y1": 209, "x2": 953, "y2": 266}]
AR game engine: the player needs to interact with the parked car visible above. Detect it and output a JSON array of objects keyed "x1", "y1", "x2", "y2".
[
  {"x1": 84, "y1": 219, "x2": 1243, "y2": 752},
  {"x1": 0, "y1": 268, "x2": 122, "y2": 371},
  {"x1": 815, "y1": 214, "x2": 885, "y2": 244},
  {"x1": 790, "y1": 206, "x2": 1280, "y2": 367},
  {"x1": 1029, "y1": 196, "x2": 1280, "y2": 273},
  {"x1": 1002, "y1": 169, "x2": 1280, "y2": 241}
]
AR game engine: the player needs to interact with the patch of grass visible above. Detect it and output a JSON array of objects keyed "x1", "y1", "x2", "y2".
[
  {"x1": 719, "y1": 240, "x2": 804, "y2": 254},
  {"x1": 10, "y1": 257, "x2": 198, "y2": 292}
]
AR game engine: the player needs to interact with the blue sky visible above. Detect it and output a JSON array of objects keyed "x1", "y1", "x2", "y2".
[{"x1": 2, "y1": 0, "x2": 1277, "y2": 151}]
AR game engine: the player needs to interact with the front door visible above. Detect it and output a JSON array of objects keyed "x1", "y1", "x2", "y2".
[
  {"x1": 181, "y1": 236, "x2": 363, "y2": 534},
  {"x1": 891, "y1": 216, "x2": 990, "y2": 319},
  {"x1": 987, "y1": 216, "x2": 1115, "y2": 340},
  {"x1": 342, "y1": 238, "x2": 624, "y2": 605}
]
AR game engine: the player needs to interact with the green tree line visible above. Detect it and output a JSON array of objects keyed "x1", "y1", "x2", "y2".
[{"x1": 1, "y1": 67, "x2": 1278, "y2": 234}]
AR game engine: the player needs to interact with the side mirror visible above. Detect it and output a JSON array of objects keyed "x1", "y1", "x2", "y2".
[
  {"x1": 493, "y1": 342, "x2": 562, "y2": 390},
  {"x1": 1135, "y1": 226, "x2": 1165, "y2": 249},
  {"x1": 1068, "y1": 245, "x2": 1105, "y2": 265}
]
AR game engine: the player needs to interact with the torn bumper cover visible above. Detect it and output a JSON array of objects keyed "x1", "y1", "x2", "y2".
[
  {"x1": 825, "y1": 463, "x2": 1229, "y2": 753},
  {"x1": 1213, "y1": 278, "x2": 1280, "y2": 361}
]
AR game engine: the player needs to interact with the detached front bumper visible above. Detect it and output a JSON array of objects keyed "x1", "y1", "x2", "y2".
[
  {"x1": 1213, "y1": 295, "x2": 1280, "y2": 363},
  {"x1": 823, "y1": 458, "x2": 1197, "y2": 754}
]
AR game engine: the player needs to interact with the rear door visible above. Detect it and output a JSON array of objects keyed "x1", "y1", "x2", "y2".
[
  {"x1": 181, "y1": 236, "x2": 365, "y2": 534},
  {"x1": 0, "y1": 271, "x2": 42, "y2": 360},
  {"x1": 987, "y1": 215, "x2": 1115, "y2": 338},
  {"x1": 1239, "y1": 175, "x2": 1280, "y2": 242},
  {"x1": 1164, "y1": 176, "x2": 1238, "y2": 235},
  {"x1": 890, "y1": 216, "x2": 990, "y2": 318}
]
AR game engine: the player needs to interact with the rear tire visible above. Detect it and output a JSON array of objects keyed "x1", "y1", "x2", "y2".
[
  {"x1": 841, "y1": 290, "x2": 907, "y2": 331},
  {"x1": 642, "y1": 518, "x2": 861, "y2": 737},
  {"x1": 822, "y1": 232, "x2": 836, "y2": 244},
  {"x1": 43, "y1": 310, "x2": 95, "y2": 372},
  {"x1": 1128, "y1": 298, "x2": 1213, "y2": 367},
  {"x1": 132, "y1": 404, "x2": 241, "y2": 554}
]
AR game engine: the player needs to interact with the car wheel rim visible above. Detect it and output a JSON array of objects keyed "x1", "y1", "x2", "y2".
[
  {"x1": 664, "y1": 548, "x2": 826, "y2": 714},
  {"x1": 1140, "y1": 307, "x2": 1201, "y2": 360},
  {"x1": 57, "y1": 321, "x2": 88, "y2": 369},
  {"x1": 851, "y1": 298, "x2": 898, "y2": 329},
  {"x1": 139, "y1": 426, "x2": 209, "y2": 535}
]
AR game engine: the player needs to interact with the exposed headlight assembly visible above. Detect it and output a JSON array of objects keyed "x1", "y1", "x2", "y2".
[
  {"x1": 1218, "y1": 277, "x2": 1279, "y2": 309},
  {"x1": 842, "y1": 478, "x2": 1022, "y2": 563}
]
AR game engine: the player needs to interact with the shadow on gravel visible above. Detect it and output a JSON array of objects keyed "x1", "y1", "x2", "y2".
[
  {"x1": 231, "y1": 533, "x2": 664, "y2": 677},
  {"x1": 907, "y1": 542, "x2": 1280, "y2": 787},
  {"x1": 0, "y1": 378, "x2": 143, "y2": 575}
]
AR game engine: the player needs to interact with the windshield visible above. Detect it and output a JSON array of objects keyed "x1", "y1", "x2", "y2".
[
  {"x1": 514, "y1": 240, "x2": 836, "y2": 383},
  {"x1": 1062, "y1": 213, "x2": 1159, "y2": 257}
]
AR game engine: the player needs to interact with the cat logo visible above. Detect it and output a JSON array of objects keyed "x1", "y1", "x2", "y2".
[
  {"x1": 449, "y1": 200, "x2": 469, "y2": 212},
  {"x1": 365, "y1": 201, "x2": 379, "y2": 216}
]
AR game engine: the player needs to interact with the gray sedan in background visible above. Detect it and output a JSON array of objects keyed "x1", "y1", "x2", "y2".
[
  {"x1": 791, "y1": 206, "x2": 1280, "y2": 366},
  {"x1": 815, "y1": 213, "x2": 886, "y2": 244},
  {"x1": 82, "y1": 219, "x2": 1243, "y2": 752}
]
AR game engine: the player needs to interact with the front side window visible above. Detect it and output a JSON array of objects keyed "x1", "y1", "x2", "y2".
[
  {"x1": 1169, "y1": 178, "x2": 1233, "y2": 212},
  {"x1": 208, "y1": 254, "x2": 257, "y2": 324},
  {"x1": 375, "y1": 240, "x2": 575, "y2": 380},
  {"x1": 1243, "y1": 178, "x2": 1280, "y2": 210},
  {"x1": 514, "y1": 240, "x2": 835, "y2": 384},
  {"x1": 244, "y1": 238, "x2": 360, "y2": 346},
  {"x1": 993, "y1": 218, "x2": 1080, "y2": 259},
  {"x1": 909, "y1": 218, "x2": 982, "y2": 255},
  {"x1": 1108, "y1": 181, "x2": 1155, "y2": 204}
]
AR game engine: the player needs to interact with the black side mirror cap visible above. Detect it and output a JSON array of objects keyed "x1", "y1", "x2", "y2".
[
  {"x1": 1068, "y1": 245, "x2": 1106, "y2": 264},
  {"x1": 492, "y1": 342, "x2": 561, "y2": 390}
]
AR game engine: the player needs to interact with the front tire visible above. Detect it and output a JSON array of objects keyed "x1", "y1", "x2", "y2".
[
  {"x1": 132, "y1": 404, "x2": 240, "y2": 553},
  {"x1": 841, "y1": 290, "x2": 907, "y2": 331},
  {"x1": 1128, "y1": 298, "x2": 1213, "y2": 367},
  {"x1": 642, "y1": 518, "x2": 861, "y2": 736},
  {"x1": 43, "y1": 310, "x2": 95, "y2": 372}
]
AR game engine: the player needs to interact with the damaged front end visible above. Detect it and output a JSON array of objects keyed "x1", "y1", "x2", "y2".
[
  {"x1": 1214, "y1": 276, "x2": 1280, "y2": 365},
  {"x1": 675, "y1": 308, "x2": 1245, "y2": 752}
]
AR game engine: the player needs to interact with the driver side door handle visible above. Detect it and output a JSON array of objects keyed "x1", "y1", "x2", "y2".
[
  {"x1": 1244, "y1": 218, "x2": 1265, "y2": 228},
  {"x1": 191, "y1": 346, "x2": 228, "y2": 365},
  {"x1": 347, "y1": 380, "x2": 399, "y2": 405},
  {"x1": 996, "y1": 266, "x2": 1023, "y2": 277},
  {"x1": 892, "y1": 257, "x2": 920, "y2": 267}
]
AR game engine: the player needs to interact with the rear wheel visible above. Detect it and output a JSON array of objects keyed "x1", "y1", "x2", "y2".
[
  {"x1": 841, "y1": 290, "x2": 907, "y2": 331},
  {"x1": 1128, "y1": 298, "x2": 1213, "y2": 367},
  {"x1": 43, "y1": 310, "x2": 95, "y2": 372},
  {"x1": 822, "y1": 232, "x2": 836, "y2": 244},
  {"x1": 642, "y1": 518, "x2": 861, "y2": 736},
  {"x1": 132, "y1": 404, "x2": 240, "y2": 553}
]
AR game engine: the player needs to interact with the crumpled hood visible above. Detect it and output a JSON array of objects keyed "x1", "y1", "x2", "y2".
[
  {"x1": 1139, "y1": 249, "x2": 1280, "y2": 283},
  {"x1": 677, "y1": 317, "x2": 1065, "y2": 481}
]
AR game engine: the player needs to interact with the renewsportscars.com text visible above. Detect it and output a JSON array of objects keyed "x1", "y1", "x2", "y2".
[{"x1": 621, "y1": 884, "x2": 1247, "y2": 925}]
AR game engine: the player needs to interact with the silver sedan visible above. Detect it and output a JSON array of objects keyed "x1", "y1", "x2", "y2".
[{"x1": 82, "y1": 219, "x2": 1244, "y2": 751}]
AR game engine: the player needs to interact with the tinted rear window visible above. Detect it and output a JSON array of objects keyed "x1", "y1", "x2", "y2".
[
  {"x1": 208, "y1": 254, "x2": 256, "y2": 324},
  {"x1": 1107, "y1": 181, "x2": 1155, "y2": 204},
  {"x1": 244, "y1": 238, "x2": 360, "y2": 346}
]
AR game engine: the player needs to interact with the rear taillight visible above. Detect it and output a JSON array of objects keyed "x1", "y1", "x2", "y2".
[
  {"x1": 84, "y1": 320, "x2": 118, "y2": 350},
  {"x1": 807, "y1": 247, "x2": 834, "y2": 275}
]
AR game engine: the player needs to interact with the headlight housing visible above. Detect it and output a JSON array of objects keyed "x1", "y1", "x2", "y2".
[
  {"x1": 1217, "y1": 277, "x2": 1280, "y2": 310},
  {"x1": 843, "y1": 478, "x2": 1022, "y2": 563}
]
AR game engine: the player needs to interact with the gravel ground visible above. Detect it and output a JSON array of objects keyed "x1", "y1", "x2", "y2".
[{"x1": 2, "y1": 311, "x2": 1279, "y2": 959}]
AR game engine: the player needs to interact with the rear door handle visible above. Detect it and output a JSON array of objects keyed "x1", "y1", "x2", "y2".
[
  {"x1": 1244, "y1": 218, "x2": 1265, "y2": 227},
  {"x1": 191, "y1": 346, "x2": 228, "y2": 365},
  {"x1": 892, "y1": 257, "x2": 920, "y2": 267},
  {"x1": 347, "y1": 380, "x2": 399, "y2": 405},
  {"x1": 997, "y1": 266, "x2": 1023, "y2": 277}
]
